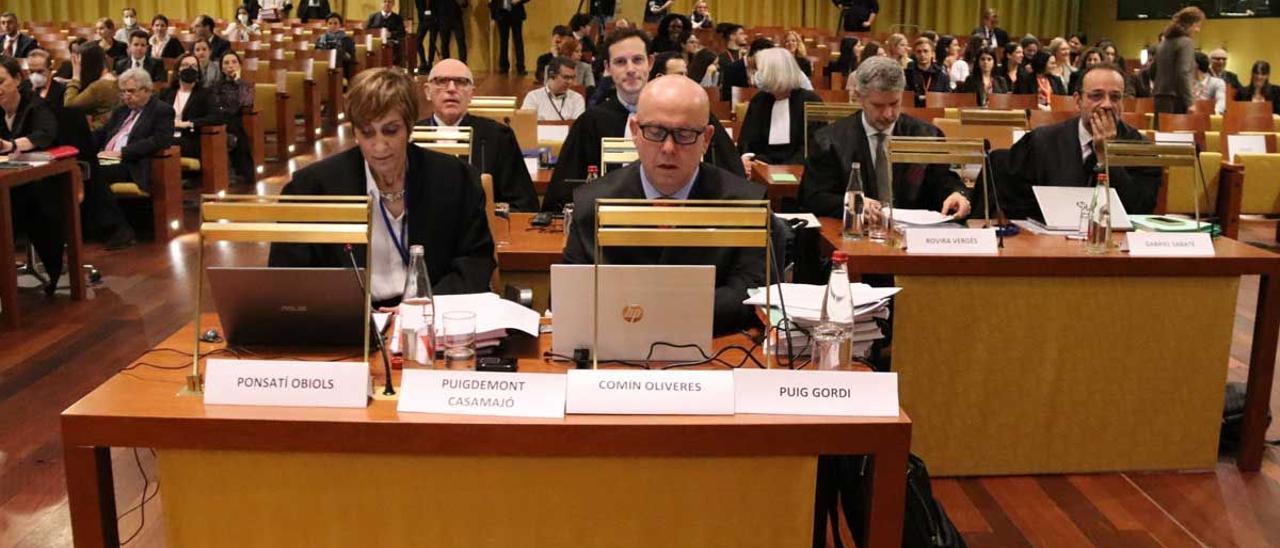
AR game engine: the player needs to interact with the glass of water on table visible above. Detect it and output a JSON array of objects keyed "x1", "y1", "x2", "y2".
[{"x1": 442, "y1": 311, "x2": 477, "y2": 370}]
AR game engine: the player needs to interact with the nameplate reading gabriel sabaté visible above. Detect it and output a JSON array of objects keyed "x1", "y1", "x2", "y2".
[
  {"x1": 398, "y1": 370, "x2": 567, "y2": 418},
  {"x1": 733, "y1": 369, "x2": 899, "y2": 417},
  {"x1": 1126, "y1": 232, "x2": 1214, "y2": 257},
  {"x1": 203, "y1": 359, "x2": 371, "y2": 408},
  {"x1": 565, "y1": 370, "x2": 735, "y2": 415}
]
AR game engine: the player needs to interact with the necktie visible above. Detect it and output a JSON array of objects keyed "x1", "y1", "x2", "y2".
[
  {"x1": 106, "y1": 109, "x2": 142, "y2": 152},
  {"x1": 1083, "y1": 141, "x2": 1099, "y2": 177},
  {"x1": 874, "y1": 132, "x2": 892, "y2": 204},
  {"x1": 4, "y1": 37, "x2": 13, "y2": 57}
]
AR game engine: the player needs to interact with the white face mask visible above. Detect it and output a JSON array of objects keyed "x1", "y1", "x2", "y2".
[
  {"x1": 238, "y1": 14, "x2": 249, "y2": 24},
  {"x1": 28, "y1": 72, "x2": 48, "y2": 90},
  {"x1": 124, "y1": 16, "x2": 136, "y2": 26}
]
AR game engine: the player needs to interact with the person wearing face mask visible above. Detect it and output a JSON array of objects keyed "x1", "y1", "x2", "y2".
[
  {"x1": 21, "y1": 49, "x2": 65, "y2": 111},
  {"x1": 417, "y1": 59, "x2": 538, "y2": 211},
  {"x1": 224, "y1": 7, "x2": 261, "y2": 42},
  {"x1": 268, "y1": 68, "x2": 495, "y2": 305},
  {"x1": 114, "y1": 8, "x2": 143, "y2": 44},
  {"x1": 800, "y1": 56, "x2": 970, "y2": 220},
  {"x1": 114, "y1": 31, "x2": 166, "y2": 84},
  {"x1": 159, "y1": 53, "x2": 218, "y2": 161},
  {"x1": 149, "y1": 15, "x2": 186, "y2": 59},
  {"x1": 543, "y1": 28, "x2": 744, "y2": 213}
]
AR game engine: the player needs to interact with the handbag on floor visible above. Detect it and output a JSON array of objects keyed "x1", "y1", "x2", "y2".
[{"x1": 815, "y1": 454, "x2": 966, "y2": 548}]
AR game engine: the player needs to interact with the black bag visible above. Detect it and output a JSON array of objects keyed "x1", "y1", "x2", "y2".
[
  {"x1": 1220, "y1": 381, "x2": 1271, "y2": 453},
  {"x1": 816, "y1": 454, "x2": 966, "y2": 548}
]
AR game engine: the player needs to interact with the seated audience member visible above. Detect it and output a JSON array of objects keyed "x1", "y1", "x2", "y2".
[
  {"x1": 720, "y1": 37, "x2": 773, "y2": 101},
  {"x1": 568, "y1": 13, "x2": 596, "y2": 61},
  {"x1": 1236, "y1": 61, "x2": 1280, "y2": 114},
  {"x1": 114, "y1": 8, "x2": 143, "y2": 43},
  {"x1": 1000, "y1": 41, "x2": 1024, "y2": 90},
  {"x1": 558, "y1": 37, "x2": 597, "y2": 92},
  {"x1": 90, "y1": 68, "x2": 176, "y2": 248},
  {"x1": 684, "y1": 33, "x2": 719, "y2": 86},
  {"x1": 935, "y1": 34, "x2": 962, "y2": 86},
  {"x1": 1192, "y1": 52, "x2": 1227, "y2": 115},
  {"x1": 972, "y1": 8, "x2": 1008, "y2": 51},
  {"x1": 1047, "y1": 37, "x2": 1074, "y2": 92},
  {"x1": 1002, "y1": 64, "x2": 1161, "y2": 218},
  {"x1": 23, "y1": 49, "x2": 66, "y2": 109},
  {"x1": 299, "y1": 0, "x2": 334, "y2": 22},
  {"x1": 210, "y1": 51, "x2": 256, "y2": 184},
  {"x1": 150, "y1": 15, "x2": 187, "y2": 59},
  {"x1": 544, "y1": 27, "x2": 744, "y2": 212},
  {"x1": 0, "y1": 12, "x2": 38, "y2": 58},
  {"x1": 960, "y1": 47, "x2": 1009, "y2": 106},
  {"x1": 690, "y1": 1, "x2": 713, "y2": 29},
  {"x1": 1019, "y1": 35, "x2": 1041, "y2": 65},
  {"x1": 0, "y1": 57, "x2": 65, "y2": 294},
  {"x1": 562, "y1": 75, "x2": 765, "y2": 334},
  {"x1": 316, "y1": 13, "x2": 357, "y2": 78},
  {"x1": 160, "y1": 54, "x2": 217, "y2": 160},
  {"x1": 65, "y1": 45, "x2": 121, "y2": 129},
  {"x1": 904, "y1": 37, "x2": 948, "y2": 106},
  {"x1": 115, "y1": 31, "x2": 167, "y2": 84},
  {"x1": 191, "y1": 38, "x2": 221, "y2": 87},
  {"x1": 94, "y1": 18, "x2": 127, "y2": 61},
  {"x1": 650, "y1": 13, "x2": 690, "y2": 55},
  {"x1": 1067, "y1": 32, "x2": 1087, "y2": 66},
  {"x1": 884, "y1": 33, "x2": 910, "y2": 69},
  {"x1": 826, "y1": 36, "x2": 860, "y2": 79},
  {"x1": 715, "y1": 23, "x2": 748, "y2": 70},
  {"x1": 799, "y1": 56, "x2": 970, "y2": 219},
  {"x1": 1208, "y1": 48, "x2": 1243, "y2": 93},
  {"x1": 951, "y1": 37, "x2": 984, "y2": 90},
  {"x1": 1067, "y1": 47, "x2": 1103, "y2": 95},
  {"x1": 191, "y1": 15, "x2": 231, "y2": 61},
  {"x1": 269, "y1": 68, "x2": 495, "y2": 304},
  {"x1": 737, "y1": 48, "x2": 821, "y2": 166},
  {"x1": 650, "y1": 51, "x2": 688, "y2": 79},
  {"x1": 418, "y1": 59, "x2": 539, "y2": 212},
  {"x1": 536, "y1": 26, "x2": 574, "y2": 84},
  {"x1": 223, "y1": 7, "x2": 260, "y2": 42},
  {"x1": 366, "y1": 0, "x2": 407, "y2": 66},
  {"x1": 521, "y1": 56, "x2": 586, "y2": 122},
  {"x1": 645, "y1": 0, "x2": 674, "y2": 24},
  {"x1": 782, "y1": 31, "x2": 813, "y2": 78},
  {"x1": 1014, "y1": 51, "x2": 1066, "y2": 109}
]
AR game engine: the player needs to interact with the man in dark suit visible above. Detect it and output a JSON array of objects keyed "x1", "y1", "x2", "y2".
[
  {"x1": 419, "y1": 59, "x2": 538, "y2": 211},
  {"x1": 1208, "y1": 48, "x2": 1244, "y2": 94},
  {"x1": 192, "y1": 15, "x2": 230, "y2": 61},
  {"x1": 22, "y1": 49, "x2": 65, "y2": 111},
  {"x1": 490, "y1": 0, "x2": 527, "y2": 75},
  {"x1": 298, "y1": 0, "x2": 333, "y2": 22},
  {"x1": 800, "y1": 56, "x2": 971, "y2": 220},
  {"x1": 367, "y1": 0, "x2": 408, "y2": 66},
  {"x1": 90, "y1": 68, "x2": 176, "y2": 248},
  {"x1": 1000, "y1": 63, "x2": 1162, "y2": 218},
  {"x1": 562, "y1": 72, "x2": 765, "y2": 333},
  {"x1": 269, "y1": 67, "x2": 494, "y2": 303},
  {"x1": 114, "y1": 31, "x2": 167, "y2": 84},
  {"x1": 0, "y1": 13, "x2": 38, "y2": 58},
  {"x1": 971, "y1": 7, "x2": 1008, "y2": 49},
  {"x1": 719, "y1": 36, "x2": 771, "y2": 102},
  {"x1": 430, "y1": 0, "x2": 468, "y2": 65}
]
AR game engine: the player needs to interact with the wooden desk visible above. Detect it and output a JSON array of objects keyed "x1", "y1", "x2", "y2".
[
  {"x1": 819, "y1": 218, "x2": 1280, "y2": 475},
  {"x1": 748, "y1": 162, "x2": 804, "y2": 210},
  {"x1": 0, "y1": 158, "x2": 86, "y2": 327},
  {"x1": 62, "y1": 318, "x2": 911, "y2": 548},
  {"x1": 497, "y1": 213, "x2": 566, "y2": 312}
]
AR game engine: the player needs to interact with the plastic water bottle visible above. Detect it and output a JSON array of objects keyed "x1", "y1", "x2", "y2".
[
  {"x1": 812, "y1": 251, "x2": 855, "y2": 370},
  {"x1": 399, "y1": 245, "x2": 435, "y2": 366},
  {"x1": 1085, "y1": 173, "x2": 1112, "y2": 254},
  {"x1": 843, "y1": 162, "x2": 866, "y2": 240}
]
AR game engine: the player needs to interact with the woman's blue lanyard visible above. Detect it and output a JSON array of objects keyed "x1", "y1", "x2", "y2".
[{"x1": 378, "y1": 199, "x2": 409, "y2": 267}]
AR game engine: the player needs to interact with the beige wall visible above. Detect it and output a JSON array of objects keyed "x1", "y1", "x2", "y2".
[{"x1": 1082, "y1": 0, "x2": 1278, "y2": 78}]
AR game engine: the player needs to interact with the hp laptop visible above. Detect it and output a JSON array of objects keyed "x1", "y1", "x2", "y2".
[
  {"x1": 1032, "y1": 186, "x2": 1134, "y2": 231},
  {"x1": 551, "y1": 265, "x2": 714, "y2": 362},
  {"x1": 207, "y1": 267, "x2": 367, "y2": 346}
]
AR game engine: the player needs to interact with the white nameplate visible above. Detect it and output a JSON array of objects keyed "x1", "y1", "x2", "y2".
[
  {"x1": 734, "y1": 369, "x2": 899, "y2": 417},
  {"x1": 397, "y1": 370, "x2": 567, "y2": 418},
  {"x1": 565, "y1": 370, "x2": 735, "y2": 415},
  {"x1": 204, "y1": 359, "x2": 370, "y2": 408},
  {"x1": 906, "y1": 228, "x2": 998, "y2": 254},
  {"x1": 1126, "y1": 232, "x2": 1215, "y2": 257}
]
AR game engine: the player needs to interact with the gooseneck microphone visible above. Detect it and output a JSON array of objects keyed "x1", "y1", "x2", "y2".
[{"x1": 345, "y1": 244, "x2": 396, "y2": 396}]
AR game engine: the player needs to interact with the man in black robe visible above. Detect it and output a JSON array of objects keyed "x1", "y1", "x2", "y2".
[{"x1": 541, "y1": 27, "x2": 743, "y2": 212}]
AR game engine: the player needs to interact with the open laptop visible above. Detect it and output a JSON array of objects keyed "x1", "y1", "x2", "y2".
[
  {"x1": 207, "y1": 267, "x2": 367, "y2": 346},
  {"x1": 551, "y1": 265, "x2": 715, "y2": 362},
  {"x1": 1031, "y1": 186, "x2": 1134, "y2": 231}
]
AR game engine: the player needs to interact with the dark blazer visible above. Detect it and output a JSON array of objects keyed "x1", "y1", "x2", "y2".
[
  {"x1": 114, "y1": 55, "x2": 168, "y2": 84},
  {"x1": 1236, "y1": 85, "x2": 1280, "y2": 115},
  {"x1": 591, "y1": 0, "x2": 616, "y2": 16},
  {"x1": 366, "y1": 11, "x2": 408, "y2": 41},
  {"x1": 416, "y1": 113, "x2": 540, "y2": 212},
  {"x1": 155, "y1": 37, "x2": 187, "y2": 59},
  {"x1": 1001, "y1": 117, "x2": 1161, "y2": 217},
  {"x1": 562, "y1": 162, "x2": 766, "y2": 333},
  {"x1": 159, "y1": 85, "x2": 218, "y2": 157},
  {"x1": 1013, "y1": 73, "x2": 1067, "y2": 96},
  {"x1": 92, "y1": 96, "x2": 176, "y2": 191},
  {"x1": 799, "y1": 112, "x2": 967, "y2": 218},
  {"x1": 970, "y1": 26, "x2": 1009, "y2": 49},
  {"x1": 267, "y1": 144, "x2": 496, "y2": 297},
  {"x1": 19, "y1": 80, "x2": 67, "y2": 113},
  {"x1": 719, "y1": 57, "x2": 749, "y2": 101},
  {"x1": 960, "y1": 72, "x2": 1011, "y2": 106},
  {"x1": 488, "y1": 0, "x2": 527, "y2": 21},
  {"x1": 431, "y1": 0, "x2": 466, "y2": 19},
  {"x1": 1218, "y1": 70, "x2": 1243, "y2": 94},
  {"x1": 905, "y1": 61, "x2": 949, "y2": 105},
  {"x1": 0, "y1": 89, "x2": 58, "y2": 150},
  {"x1": 1, "y1": 33, "x2": 38, "y2": 58},
  {"x1": 737, "y1": 89, "x2": 823, "y2": 165},
  {"x1": 101, "y1": 40, "x2": 127, "y2": 61},
  {"x1": 207, "y1": 35, "x2": 232, "y2": 60},
  {"x1": 298, "y1": 0, "x2": 333, "y2": 21}
]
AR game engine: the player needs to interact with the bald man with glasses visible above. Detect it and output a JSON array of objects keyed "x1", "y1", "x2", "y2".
[{"x1": 560, "y1": 74, "x2": 766, "y2": 334}]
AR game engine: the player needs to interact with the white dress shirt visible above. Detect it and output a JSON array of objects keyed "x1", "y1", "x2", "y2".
[
  {"x1": 520, "y1": 87, "x2": 586, "y2": 121},
  {"x1": 767, "y1": 97, "x2": 791, "y2": 145},
  {"x1": 365, "y1": 161, "x2": 409, "y2": 302}
]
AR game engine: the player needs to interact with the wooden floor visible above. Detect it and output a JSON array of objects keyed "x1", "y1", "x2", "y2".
[{"x1": 4, "y1": 72, "x2": 1280, "y2": 547}]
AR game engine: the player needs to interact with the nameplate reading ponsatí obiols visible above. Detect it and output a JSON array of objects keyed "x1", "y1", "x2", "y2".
[
  {"x1": 733, "y1": 369, "x2": 900, "y2": 417},
  {"x1": 565, "y1": 370, "x2": 735, "y2": 415},
  {"x1": 203, "y1": 359, "x2": 370, "y2": 408},
  {"x1": 397, "y1": 370, "x2": 567, "y2": 418}
]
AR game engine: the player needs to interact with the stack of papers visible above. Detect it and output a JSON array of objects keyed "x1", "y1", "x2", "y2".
[
  {"x1": 885, "y1": 208, "x2": 955, "y2": 226},
  {"x1": 745, "y1": 283, "x2": 900, "y2": 359},
  {"x1": 388, "y1": 293, "x2": 540, "y2": 356}
]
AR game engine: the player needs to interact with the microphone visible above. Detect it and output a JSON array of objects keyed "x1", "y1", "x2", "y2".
[
  {"x1": 345, "y1": 243, "x2": 396, "y2": 396},
  {"x1": 478, "y1": 137, "x2": 488, "y2": 178}
]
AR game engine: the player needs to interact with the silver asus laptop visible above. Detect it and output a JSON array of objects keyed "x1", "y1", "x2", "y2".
[
  {"x1": 551, "y1": 264, "x2": 714, "y2": 361},
  {"x1": 207, "y1": 267, "x2": 367, "y2": 346},
  {"x1": 1032, "y1": 186, "x2": 1134, "y2": 231}
]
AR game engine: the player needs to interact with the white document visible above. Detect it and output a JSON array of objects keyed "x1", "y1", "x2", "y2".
[
  {"x1": 734, "y1": 369, "x2": 899, "y2": 417},
  {"x1": 744, "y1": 284, "x2": 900, "y2": 324},
  {"x1": 565, "y1": 370, "x2": 735, "y2": 415},
  {"x1": 524, "y1": 157, "x2": 540, "y2": 179},
  {"x1": 1012, "y1": 129, "x2": 1027, "y2": 144},
  {"x1": 1227, "y1": 134, "x2": 1267, "y2": 162},
  {"x1": 204, "y1": 359, "x2": 370, "y2": 408},
  {"x1": 1154, "y1": 131, "x2": 1196, "y2": 144},
  {"x1": 884, "y1": 208, "x2": 955, "y2": 226},
  {"x1": 397, "y1": 370, "x2": 567, "y2": 418},
  {"x1": 537, "y1": 124, "x2": 570, "y2": 143}
]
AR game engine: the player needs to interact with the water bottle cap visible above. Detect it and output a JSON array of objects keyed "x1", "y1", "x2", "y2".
[
  {"x1": 832, "y1": 251, "x2": 849, "y2": 263},
  {"x1": 409, "y1": 244, "x2": 425, "y2": 255}
]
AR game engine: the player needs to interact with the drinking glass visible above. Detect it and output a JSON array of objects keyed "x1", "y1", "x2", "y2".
[{"x1": 442, "y1": 311, "x2": 477, "y2": 370}]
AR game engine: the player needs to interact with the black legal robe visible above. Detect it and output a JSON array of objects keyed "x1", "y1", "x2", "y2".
[
  {"x1": 737, "y1": 88, "x2": 823, "y2": 165},
  {"x1": 541, "y1": 94, "x2": 745, "y2": 212},
  {"x1": 417, "y1": 113, "x2": 540, "y2": 212}
]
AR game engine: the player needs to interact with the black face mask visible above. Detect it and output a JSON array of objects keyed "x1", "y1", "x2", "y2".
[{"x1": 179, "y1": 67, "x2": 200, "y2": 83}]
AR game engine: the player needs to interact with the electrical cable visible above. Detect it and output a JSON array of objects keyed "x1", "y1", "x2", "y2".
[{"x1": 117, "y1": 447, "x2": 160, "y2": 545}]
